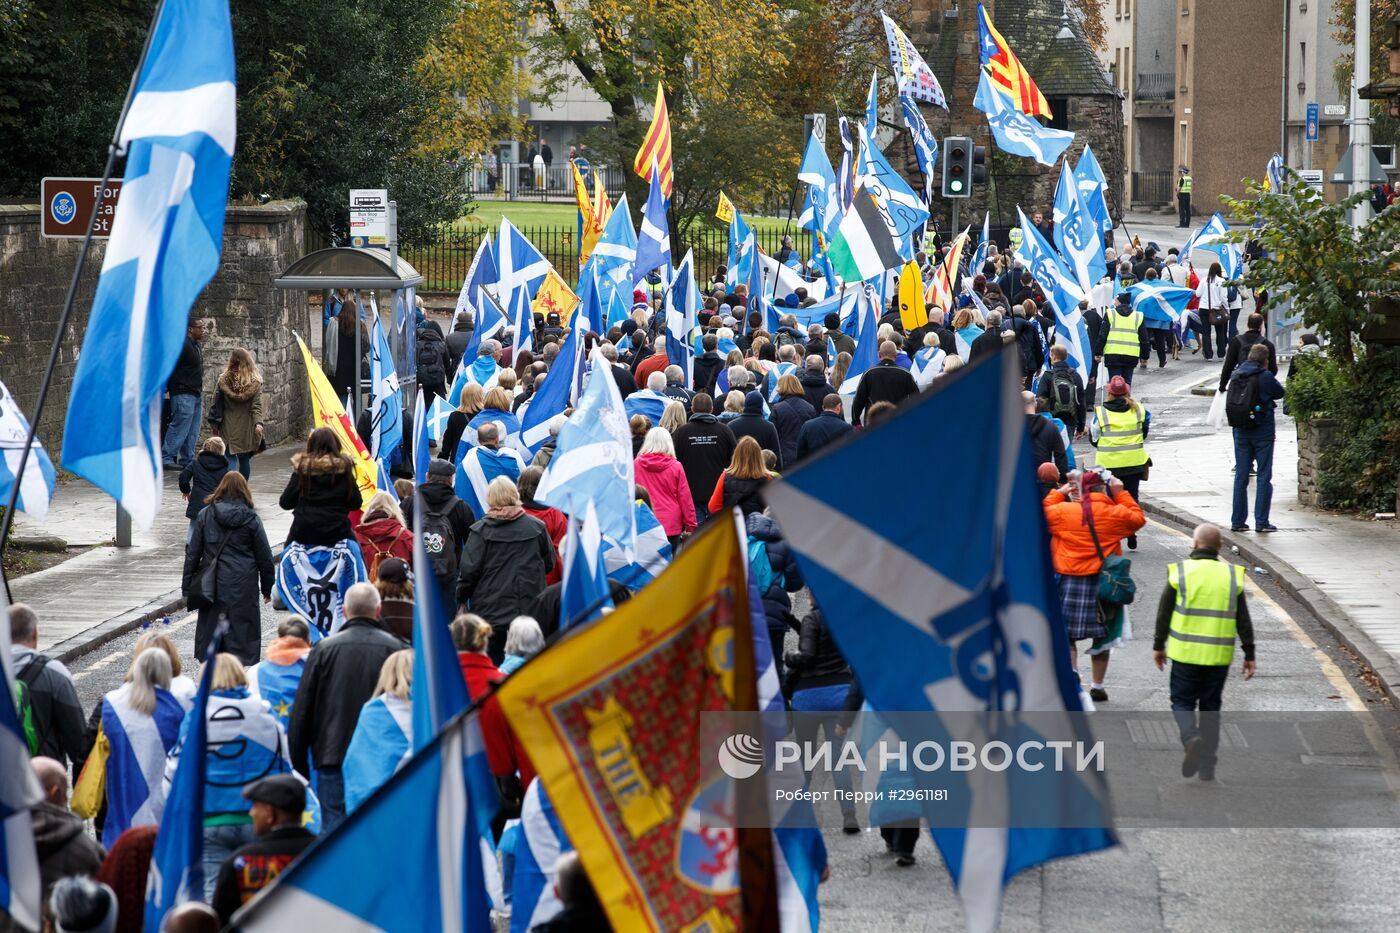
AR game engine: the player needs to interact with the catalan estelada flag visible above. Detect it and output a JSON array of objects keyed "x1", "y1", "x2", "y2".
[
  {"x1": 496, "y1": 517, "x2": 776, "y2": 931},
  {"x1": 573, "y1": 160, "x2": 603, "y2": 265},
  {"x1": 633, "y1": 82, "x2": 674, "y2": 198},
  {"x1": 593, "y1": 170, "x2": 612, "y2": 230},
  {"x1": 977, "y1": 1, "x2": 1051, "y2": 118},
  {"x1": 296, "y1": 334, "x2": 377, "y2": 504}
]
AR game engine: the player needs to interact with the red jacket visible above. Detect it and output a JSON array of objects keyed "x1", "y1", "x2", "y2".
[
  {"x1": 633, "y1": 452, "x2": 696, "y2": 536},
  {"x1": 458, "y1": 652, "x2": 536, "y2": 787},
  {"x1": 523, "y1": 503, "x2": 568, "y2": 585},
  {"x1": 353, "y1": 517, "x2": 414, "y2": 577},
  {"x1": 634, "y1": 352, "x2": 668, "y2": 388}
]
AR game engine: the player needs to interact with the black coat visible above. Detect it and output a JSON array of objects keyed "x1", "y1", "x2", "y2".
[
  {"x1": 851, "y1": 360, "x2": 917, "y2": 425},
  {"x1": 610, "y1": 363, "x2": 638, "y2": 398},
  {"x1": 169, "y1": 336, "x2": 203, "y2": 396},
  {"x1": 728, "y1": 409, "x2": 784, "y2": 472},
  {"x1": 416, "y1": 328, "x2": 451, "y2": 391},
  {"x1": 178, "y1": 451, "x2": 230, "y2": 520},
  {"x1": 746, "y1": 513, "x2": 804, "y2": 635},
  {"x1": 445, "y1": 328, "x2": 474, "y2": 374},
  {"x1": 278, "y1": 453, "x2": 360, "y2": 547},
  {"x1": 182, "y1": 500, "x2": 275, "y2": 665},
  {"x1": 796, "y1": 411, "x2": 853, "y2": 462},
  {"x1": 770, "y1": 395, "x2": 816, "y2": 468},
  {"x1": 797, "y1": 370, "x2": 837, "y2": 413},
  {"x1": 1218, "y1": 330, "x2": 1278, "y2": 392},
  {"x1": 402, "y1": 482, "x2": 476, "y2": 571},
  {"x1": 455, "y1": 513, "x2": 556, "y2": 626},
  {"x1": 692, "y1": 352, "x2": 724, "y2": 396},
  {"x1": 672, "y1": 414, "x2": 736, "y2": 514},
  {"x1": 784, "y1": 610, "x2": 851, "y2": 693},
  {"x1": 288, "y1": 618, "x2": 407, "y2": 772},
  {"x1": 717, "y1": 474, "x2": 769, "y2": 515},
  {"x1": 1027, "y1": 414, "x2": 1068, "y2": 481}
]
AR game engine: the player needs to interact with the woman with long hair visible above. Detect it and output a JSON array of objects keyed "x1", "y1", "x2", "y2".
[
  {"x1": 1194, "y1": 261, "x2": 1229, "y2": 360},
  {"x1": 328, "y1": 299, "x2": 369, "y2": 401},
  {"x1": 343, "y1": 650, "x2": 415, "y2": 814},
  {"x1": 659, "y1": 400, "x2": 687, "y2": 433},
  {"x1": 440, "y1": 383, "x2": 485, "y2": 463},
  {"x1": 278, "y1": 427, "x2": 360, "y2": 547},
  {"x1": 830, "y1": 351, "x2": 853, "y2": 392},
  {"x1": 707, "y1": 436, "x2": 771, "y2": 516},
  {"x1": 182, "y1": 473, "x2": 275, "y2": 665},
  {"x1": 212, "y1": 348, "x2": 264, "y2": 478}
]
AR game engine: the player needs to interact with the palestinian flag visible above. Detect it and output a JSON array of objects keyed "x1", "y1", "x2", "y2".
[{"x1": 827, "y1": 186, "x2": 903, "y2": 284}]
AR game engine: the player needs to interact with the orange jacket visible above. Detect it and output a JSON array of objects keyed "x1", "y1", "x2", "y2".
[{"x1": 1043, "y1": 489, "x2": 1146, "y2": 576}]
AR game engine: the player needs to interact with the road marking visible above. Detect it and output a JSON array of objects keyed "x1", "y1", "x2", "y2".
[
  {"x1": 69, "y1": 611, "x2": 199, "y2": 681},
  {"x1": 1169, "y1": 372, "x2": 1215, "y2": 397}
]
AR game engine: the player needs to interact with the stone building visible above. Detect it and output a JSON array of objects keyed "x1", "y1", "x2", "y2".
[{"x1": 898, "y1": 0, "x2": 1125, "y2": 238}]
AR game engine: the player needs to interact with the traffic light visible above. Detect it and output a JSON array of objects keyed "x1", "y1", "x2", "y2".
[
  {"x1": 972, "y1": 145, "x2": 988, "y2": 187},
  {"x1": 942, "y1": 136, "x2": 973, "y2": 199}
]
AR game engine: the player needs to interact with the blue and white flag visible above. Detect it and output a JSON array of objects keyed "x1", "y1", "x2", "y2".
[
  {"x1": 1014, "y1": 206, "x2": 1086, "y2": 317},
  {"x1": 837, "y1": 117, "x2": 855, "y2": 213},
  {"x1": 1265, "y1": 152, "x2": 1286, "y2": 192},
  {"x1": 145, "y1": 622, "x2": 224, "y2": 932},
  {"x1": 558, "y1": 501, "x2": 612, "y2": 629},
  {"x1": 757, "y1": 251, "x2": 824, "y2": 306},
  {"x1": 507, "y1": 781, "x2": 572, "y2": 933},
  {"x1": 1181, "y1": 212, "x2": 1241, "y2": 279},
  {"x1": 592, "y1": 194, "x2": 637, "y2": 293},
  {"x1": 765, "y1": 349, "x2": 1116, "y2": 933},
  {"x1": 99, "y1": 679, "x2": 186, "y2": 846},
  {"x1": 727, "y1": 210, "x2": 755, "y2": 290},
  {"x1": 464, "y1": 407, "x2": 523, "y2": 458},
  {"x1": 634, "y1": 159, "x2": 672, "y2": 285},
  {"x1": 973, "y1": 67, "x2": 1073, "y2": 167},
  {"x1": 864, "y1": 68, "x2": 880, "y2": 135},
  {"x1": 344, "y1": 694, "x2": 412, "y2": 814},
  {"x1": 856, "y1": 119, "x2": 929, "y2": 261},
  {"x1": 520, "y1": 317, "x2": 582, "y2": 455},
  {"x1": 601, "y1": 500, "x2": 672, "y2": 590},
  {"x1": 449, "y1": 353, "x2": 504, "y2": 409},
  {"x1": 574, "y1": 260, "x2": 606, "y2": 336},
  {"x1": 275, "y1": 540, "x2": 368, "y2": 641},
  {"x1": 0, "y1": 587, "x2": 42, "y2": 932},
  {"x1": 454, "y1": 234, "x2": 497, "y2": 327},
  {"x1": 667, "y1": 249, "x2": 699, "y2": 385},
  {"x1": 508, "y1": 284, "x2": 533, "y2": 357},
  {"x1": 797, "y1": 131, "x2": 842, "y2": 239},
  {"x1": 455, "y1": 444, "x2": 526, "y2": 517},
  {"x1": 426, "y1": 395, "x2": 453, "y2": 444},
  {"x1": 411, "y1": 491, "x2": 470, "y2": 752},
  {"x1": 900, "y1": 92, "x2": 939, "y2": 204},
  {"x1": 910, "y1": 345, "x2": 947, "y2": 389},
  {"x1": 969, "y1": 212, "x2": 993, "y2": 274},
  {"x1": 622, "y1": 388, "x2": 669, "y2": 426},
  {"x1": 1052, "y1": 159, "x2": 1107, "y2": 295},
  {"x1": 233, "y1": 713, "x2": 499, "y2": 933},
  {"x1": 497, "y1": 219, "x2": 550, "y2": 301},
  {"x1": 1126, "y1": 281, "x2": 1195, "y2": 324},
  {"x1": 368, "y1": 298, "x2": 403, "y2": 469},
  {"x1": 414, "y1": 390, "x2": 430, "y2": 485},
  {"x1": 248, "y1": 652, "x2": 306, "y2": 730},
  {"x1": 61, "y1": 0, "x2": 236, "y2": 529},
  {"x1": 0, "y1": 377, "x2": 56, "y2": 522},
  {"x1": 536, "y1": 350, "x2": 636, "y2": 556},
  {"x1": 837, "y1": 281, "x2": 880, "y2": 394},
  {"x1": 459, "y1": 285, "x2": 508, "y2": 375},
  {"x1": 1073, "y1": 144, "x2": 1113, "y2": 235}
]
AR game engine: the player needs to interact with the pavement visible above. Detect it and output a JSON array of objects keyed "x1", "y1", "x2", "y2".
[{"x1": 8, "y1": 445, "x2": 299, "y2": 660}]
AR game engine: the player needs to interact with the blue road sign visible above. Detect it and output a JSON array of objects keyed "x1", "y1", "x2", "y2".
[{"x1": 1306, "y1": 103, "x2": 1319, "y2": 142}]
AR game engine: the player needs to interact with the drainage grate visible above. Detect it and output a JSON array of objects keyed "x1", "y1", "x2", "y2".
[{"x1": 1125, "y1": 720, "x2": 1248, "y2": 749}]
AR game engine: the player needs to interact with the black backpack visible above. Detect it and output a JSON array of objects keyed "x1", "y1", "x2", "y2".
[
  {"x1": 1048, "y1": 370, "x2": 1078, "y2": 421},
  {"x1": 421, "y1": 501, "x2": 459, "y2": 581},
  {"x1": 416, "y1": 333, "x2": 447, "y2": 385},
  {"x1": 1225, "y1": 370, "x2": 1262, "y2": 427}
]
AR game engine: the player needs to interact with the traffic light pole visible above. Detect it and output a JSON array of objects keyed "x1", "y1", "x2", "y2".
[{"x1": 951, "y1": 201, "x2": 960, "y2": 235}]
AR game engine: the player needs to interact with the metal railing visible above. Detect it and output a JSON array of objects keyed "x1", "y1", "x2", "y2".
[
  {"x1": 464, "y1": 161, "x2": 630, "y2": 201},
  {"x1": 1131, "y1": 171, "x2": 1174, "y2": 206},
  {"x1": 1134, "y1": 72, "x2": 1175, "y2": 101}
]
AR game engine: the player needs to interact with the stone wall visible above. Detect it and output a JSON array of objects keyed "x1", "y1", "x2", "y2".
[
  {"x1": 0, "y1": 200, "x2": 314, "y2": 454},
  {"x1": 1296, "y1": 417, "x2": 1338, "y2": 507}
]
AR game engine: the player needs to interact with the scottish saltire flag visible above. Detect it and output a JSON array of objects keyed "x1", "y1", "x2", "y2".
[
  {"x1": 537, "y1": 351, "x2": 636, "y2": 555},
  {"x1": 1073, "y1": 145, "x2": 1113, "y2": 235},
  {"x1": 521, "y1": 316, "x2": 581, "y2": 455},
  {"x1": 864, "y1": 68, "x2": 880, "y2": 135},
  {"x1": 1126, "y1": 281, "x2": 1194, "y2": 324},
  {"x1": 459, "y1": 283, "x2": 508, "y2": 373},
  {"x1": 973, "y1": 68, "x2": 1072, "y2": 167},
  {"x1": 465, "y1": 406, "x2": 523, "y2": 457},
  {"x1": 726, "y1": 210, "x2": 754, "y2": 290},
  {"x1": 233, "y1": 714, "x2": 499, "y2": 933},
  {"x1": 426, "y1": 396, "x2": 453, "y2": 443},
  {"x1": 497, "y1": 219, "x2": 550, "y2": 301},
  {"x1": 61, "y1": 0, "x2": 235, "y2": 529},
  {"x1": 574, "y1": 260, "x2": 606, "y2": 335},
  {"x1": 0, "y1": 588, "x2": 42, "y2": 932},
  {"x1": 413, "y1": 390, "x2": 430, "y2": 484},
  {"x1": 837, "y1": 282, "x2": 880, "y2": 394},
  {"x1": 1052, "y1": 160, "x2": 1107, "y2": 294},
  {"x1": 592, "y1": 194, "x2": 637, "y2": 293},
  {"x1": 900, "y1": 93, "x2": 939, "y2": 203},
  {"x1": 99, "y1": 679, "x2": 186, "y2": 845},
  {"x1": 344, "y1": 694, "x2": 412, "y2": 814},
  {"x1": 368, "y1": 300, "x2": 403, "y2": 468},
  {"x1": 1014, "y1": 207, "x2": 1086, "y2": 317},
  {"x1": 276, "y1": 540, "x2": 368, "y2": 641},
  {"x1": 0, "y1": 377, "x2": 56, "y2": 521},
  {"x1": 508, "y1": 781, "x2": 573, "y2": 933},
  {"x1": 1264, "y1": 152, "x2": 1286, "y2": 192},
  {"x1": 911, "y1": 345, "x2": 947, "y2": 389},
  {"x1": 798, "y1": 131, "x2": 842, "y2": 239},
  {"x1": 1182, "y1": 212, "x2": 1241, "y2": 279},
  {"x1": 765, "y1": 349, "x2": 1117, "y2": 933},
  {"x1": 601, "y1": 500, "x2": 671, "y2": 590},
  {"x1": 449, "y1": 352, "x2": 504, "y2": 408},
  {"x1": 145, "y1": 622, "x2": 224, "y2": 931},
  {"x1": 454, "y1": 234, "x2": 497, "y2": 327},
  {"x1": 507, "y1": 284, "x2": 533, "y2": 357},
  {"x1": 622, "y1": 388, "x2": 669, "y2": 425},
  {"x1": 634, "y1": 159, "x2": 672, "y2": 285},
  {"x1": 455, "y1": 444, "x2": 526, "y2": 517},
  {"x1": 855, "y1": 120, "x2": 929, "y2": 260},
  {"x1": 668, "y1": 250, "x2": 699, "y2": 385},
  {"x1": 881, "y1": 11, "x2": 947, "y2": 107},
  {"x1": 559, "y1": 502, "x2": 612, "y2": 629},
  {"x1": 969, "y1": 212, "x2": 993, "y2": 274}
]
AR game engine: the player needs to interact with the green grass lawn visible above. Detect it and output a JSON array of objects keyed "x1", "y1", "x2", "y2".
[{"x1": 457, "y1": 199, "x2": 800, "y2": 234}]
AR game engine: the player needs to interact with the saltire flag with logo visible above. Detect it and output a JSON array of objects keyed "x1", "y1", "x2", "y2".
[
  {"x1": 573, "y1": 160, "x2": 603, "y2": 265},
  {"x1": 275, "y1": 540, "x2": 368, "y2": 642},
  {"x1": 837, "y1": 281, "x2": 881, "y2": 394},
  {"x1": 855, "y1": 119, "x2": 929, "y2": 260},
  {"x1": 0, "y1": 585, "x2": 43, "y2": 932},
  {"x1": 1014, "y1": 207, "x2": 1087, "y2": 319},
  {"x1": 973, "y1": 67, "x2": 1073, "y2": 166},
  {"x1": 295, "y1": 335, "x2": 377, "y2": 504},
  {"x1": 1073, "y1": 144, "x2": 1114, "y2": 235},
  {"x1": 497, "y1": 218, "x2": 552, "y2": 301},
  {"x1": 897, "y1": 261, "x2": 927, "y2": 330},
  {"x1": 1181, "y1": 212, "x2": 1241, "y2": 279},
  {"x1": 1264, "y1": 152, "x2": 1286, "y2": 192},
  {"x1": 668, "y1": 249, "x2": 700, "y2": 384},
  {"x1": 531, "y1": 269, "x2": 580, "y2": 323},
  {"x1": 837, "y1": 117, "x2": 856, "y2": 213},
  {"x1": 1052, "y1": 159, "x2": 1107, "y2": 295},
  {"x1": 520, "y1": 314, "x2": 582, "y2": 455},
  {"x1": 827, "y1": 186, "x2": 905, "y2": 284},
  {"x1": 601, "y1": 500, "x2": 672, "y2": 590},
  {"x1": 924, "y1": 226, "x2": 970, "y2": 317},
  {"x1": 765, "y1": 348, "x2": 1117, "y2": 933},
  {"x1": 634, "y1": 158, "x2": 672, "y2": 284},
  {"x1": 367, "y1": 297, "x2": 403, "y2": 469},
  {"x1": 1125, "y1": 281, "x2": 1194, "y2": 325},
  {"x1": 558, "y1": 501, "x2": 612, "y2": 629},
  {"x1": 633, "y1": 82, "x2": 674, "y2": 198},
  {"x1": 232, "y1": 712, "x2": 499, "y2": 933},
  {"x1": 454, "y1": 233, "x2": 497, "y2": 327},
  {"x1": 977, "y1": 1, "x2": 1050, "y2": 116},
  {"x1": 727, "y1": 209, "x2": 754, "y2": 290},
  {"x1": 145, "y1": 622, "x2": 224, "y2": 931},
  {"x1": 0, "y1": 377, "x2": 56, "y2": 521},
  {"x1": 716, "y1": 191, "x2": 736, "y2": 224},
  {"x1": 899, "y1": 93, "x2": 939, "y2": 204},
  {"x1": 574, "y1": 259, "x2": 605, "y2": 335},
  {"x1": 496, "y1": 518, "x2": 778, "y2": 931},
  {"x1": 591, "y1": 194, "x2": 637, "y2": 294},
  {"x1": 508, "y1": 780, "x2": 573, "y2": 933},
  {"x1": 969, "y1": 211, "x2": 993, "y2": 275},
  {"x1": 797, "y1": 132, "x2": 842, "y2": 239},
  {"x1": 881, "y1": 10, "x2": 947, "y2": 107},
  {"x1": 61, "y1": 0, "x2": 236, "y2": 530}
]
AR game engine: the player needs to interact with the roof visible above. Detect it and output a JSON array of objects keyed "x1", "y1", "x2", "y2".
[
  {"x1": 272, "y1": 247, "x2": 423, "y2": 290},
  {"x1": 927, "y1": 0, "x2": 1118, "y2": 99}
]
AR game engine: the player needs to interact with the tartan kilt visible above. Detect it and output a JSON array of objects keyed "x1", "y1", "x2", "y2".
[{"x1": 1059, "y1": 573, "x2": 1107, "y2": 641}]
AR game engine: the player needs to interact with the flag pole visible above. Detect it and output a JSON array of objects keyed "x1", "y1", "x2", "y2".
[{"x1": 0, "y1": 0, "x2": 171, "y2": 591}]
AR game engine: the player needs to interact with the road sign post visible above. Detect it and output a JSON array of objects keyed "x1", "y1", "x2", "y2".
[{"x1": 40, "y1": 178, "x2": 122, "y2": 239}]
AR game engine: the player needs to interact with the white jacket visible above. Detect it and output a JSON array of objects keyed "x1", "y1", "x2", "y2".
[{"x1": 1195, "y1": 276, "x2": 1227, "y2": 311}]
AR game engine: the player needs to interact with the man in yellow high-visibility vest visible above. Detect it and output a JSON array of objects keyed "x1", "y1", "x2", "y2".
[{"x1": 1153, "y1": 523, "x2": 1256, "y2": 782}]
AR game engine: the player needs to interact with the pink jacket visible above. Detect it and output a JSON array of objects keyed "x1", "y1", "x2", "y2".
[{"x1": 633, "y1": 452, "x2": 697, "y2": 536}]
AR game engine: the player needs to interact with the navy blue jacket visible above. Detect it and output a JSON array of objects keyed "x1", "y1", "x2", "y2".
[
  {"x1": 796, "y1": 411, "x2": 853, "y2": 462},
  {"x1": 1230, "y1": 361, "x2": 1286, "y2": 433},
  {"x1": 746, "y1": 513, "x2": 804, "y2": 635}
]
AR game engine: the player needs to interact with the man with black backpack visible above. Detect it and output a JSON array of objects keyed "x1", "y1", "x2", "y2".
[
  {"x1": 402, "y1": 459, "x2": 476, "y2": 612},
  {"x1": 1036, "y1": 344, "x2": 1087, "y2": 435},
  {"x1": 1005, "y1": 300, "x2": 1046, "y2": 387},
  {"x1": 1225, "y1": 344, "x2": 1286, "y2": 533},
  {"x1": 1217, "y1": 312, "x2": 1278, "y2": 394},
  {"x1": 9, "y1": 604, "x2": 86, "y2": 770}
]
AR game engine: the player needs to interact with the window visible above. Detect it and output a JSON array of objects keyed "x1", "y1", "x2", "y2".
[
  {"x1": 1376, "y1": 145, "x2": 1397, "y2": 169},
  {"x1": 1047, "y1": 97, "x2": 1071, "y2": 131}
]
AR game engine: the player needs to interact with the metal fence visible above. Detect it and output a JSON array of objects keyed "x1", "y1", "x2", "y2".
[
  {"x1": 400, "y1": 224, "x2": 799, "y2": 293},
  {"x1": 464, "y1": 162, "x2": 630, "y2": 202},
  {"x1": 1131, "y1": 171, "x2": 1174, "y2": 207}
]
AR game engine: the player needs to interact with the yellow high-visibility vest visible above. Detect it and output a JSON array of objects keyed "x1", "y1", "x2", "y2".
[
  {"x1": 1178, "y1": 174, "x2": 1193, "y2": 195},
  {"x1": 1104, "y1": 309, "x2": 1143, "y2": 357},
  {"x1": 1166, "y1": 558, "x2": 1245, "y2": 665},
  {"x1": 1094, "y1": 404, "x2": 1148, "y2": 469}
]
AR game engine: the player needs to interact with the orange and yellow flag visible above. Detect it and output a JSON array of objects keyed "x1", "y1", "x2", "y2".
[
  {"x1": 978, "y1": 3, "x2": 1051, "y2": 118},
  {"x1": 925, "y1": 227, "x2": 971, "y2": 316},
  {"x1": 593, "y1": 170, "x2": 612, "y2": 230},
  {"x1": 295, "y1": 334, "x2": 377, "y2": 505},
  {"x1": 573, "y1": 161, "x2": 603, "y2": 265},
  {"x1": 531, "y1": 268, "x2": 581, "y2": 321},
  {"x1": 633, "y1": 82, "x2": 674, "y2": 198}
]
